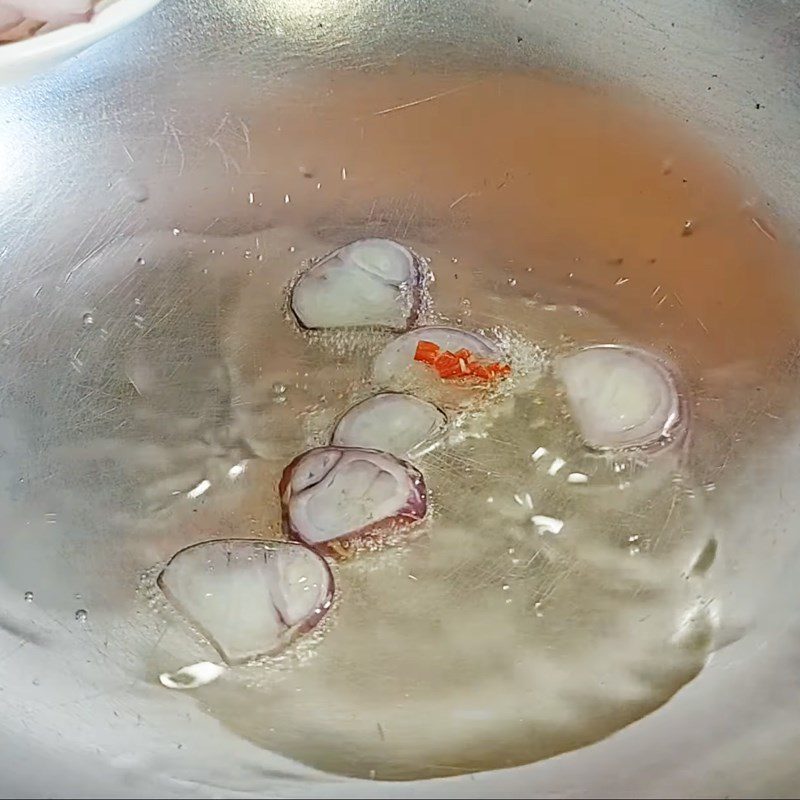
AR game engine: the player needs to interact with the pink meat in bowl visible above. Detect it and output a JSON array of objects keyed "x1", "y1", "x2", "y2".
[
  {"x1": 0, "y1": 0, "x2": 163, "y2": 84},
  {"x1": 0, "y1": 1, "x2": 94, "y2": 42}
]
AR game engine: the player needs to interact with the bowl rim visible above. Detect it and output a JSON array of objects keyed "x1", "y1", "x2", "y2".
[{"x1": 0, "y1": 0, "x2": 162, "y2": 67}]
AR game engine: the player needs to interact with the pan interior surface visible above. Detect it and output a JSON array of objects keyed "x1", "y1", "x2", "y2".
[{"x1": 1, "y1": 0, "x2": 800, "y2": 796}]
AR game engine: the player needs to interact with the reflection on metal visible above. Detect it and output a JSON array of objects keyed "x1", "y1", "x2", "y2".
[
  {"x1": 187, "y1": 479, "x2": 211, "y2": 499},
  {"x1": 159, "y1": 661, "x2": 227, "y2": 690}
]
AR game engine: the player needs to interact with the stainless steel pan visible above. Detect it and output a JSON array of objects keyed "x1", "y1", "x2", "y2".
[{"x1": 1, "y1": 1, "x2": 799, "y2": 796}]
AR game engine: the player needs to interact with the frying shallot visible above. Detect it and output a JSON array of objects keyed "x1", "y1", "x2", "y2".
[
  {"x1": 290, "y1": 238, "x2": 424, "y2": 331},
  {"x1": 556, "y1": 344, "x2": 683, "y2": 452},
  {"x1": 158, "y1": 539, "x2": 333, "y2": 665},
  {"x1": 331, "y1": 392, "x2": 446, "y2": 458},
  {"x1": 280, "y1": 446, "x2": 427, "y2": 557}
]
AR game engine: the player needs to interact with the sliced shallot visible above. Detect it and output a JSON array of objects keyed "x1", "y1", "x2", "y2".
[
  {"x1": 280, "y1": 446, "x2": 427, "y2": 556},
  {"x1": 373, "y1": 325, "x2": 503, "y2": 393},
  {"x1": 331, "y1": 392, "x2": 446, "y2": 458},
  {"x1": 290, "y1": 238, "x2": 424, "y2": 331},
  {"x1": 158, "y1": 539, "x2": 333, "y2": 665},
  {"x1": 556, "y1": 344, "x2": 683, "y2": 452}
]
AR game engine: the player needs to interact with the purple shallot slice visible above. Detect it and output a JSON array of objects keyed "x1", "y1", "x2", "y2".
[
  {"x1": 158, "y1": 539, "x2": 333, "y2": 665},
  {"x1": 556, "y1": 344, "x2": 685, "y2": 452},
  {"x1": 280, "y1": 446, "x2": 427, "y2": 558},
  {"x1": 331, "y1": 392, "x2": 446, "y2": 458},
  {"x1": 290, "y1": 238, "x2": 424, "y2": 331}
]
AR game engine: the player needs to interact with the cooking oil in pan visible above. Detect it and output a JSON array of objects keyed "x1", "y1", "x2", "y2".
[
  {"x1": 130, "y1": 70, "x2": 800, "y2": 779},
  {"x1": 167, "y1": 283, "x2": 716, "y2": 781},
  {"x1": 8, "y1": 69, "x2": 800, "y2": 780}
]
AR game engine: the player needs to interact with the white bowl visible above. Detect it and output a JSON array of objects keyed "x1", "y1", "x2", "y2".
[{"x1": 0, "y1": 0, "x2": 162, "y2": 84}]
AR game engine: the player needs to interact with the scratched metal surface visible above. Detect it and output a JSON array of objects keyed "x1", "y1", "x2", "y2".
[{"x1": 1, "y1": 0, "x2": 800, "y2": 797}]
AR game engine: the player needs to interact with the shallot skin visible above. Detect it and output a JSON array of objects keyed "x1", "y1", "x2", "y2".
[
  {"x1": 280, "y1": 446, "x2": 428, "y2": 558},
  {"x1": 289, "y1": 238, "x2": 425, "y2": 332}
]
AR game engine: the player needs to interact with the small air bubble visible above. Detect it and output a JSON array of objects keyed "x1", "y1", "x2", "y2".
[
  {"x1": 531, "y1": 447, "x2": 548, "y2": 462},
  {"x1": 682, "y1": 219, "x2": 694, "y2": 236},
  {"x1": 172, "y1": 228, "x2": 181, "y2": 236},
  {"x1": 228, "y1": 462, "x2": 246, "y2": 479},
  {"x1": 507, "y1": 277, "x2": 517, "y2": 287},
  {"x1": 547, "y1": 457, "x2": 566, "y2": 476},
  {"x1": 82, "y1": 313, "x2": 94, "y2": 327},
  {"x1": 75, "y1": 609, "x2": 88, "y2": 622},
  {"x1": 160, "y1": 662, "x2": 226, "y2": 690},
  {"x1": 24, "y1": 591, "x2": 33, "y2": 602}
]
